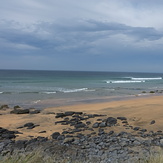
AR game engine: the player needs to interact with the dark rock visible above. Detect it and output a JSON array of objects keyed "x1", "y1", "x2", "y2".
[
  {"x1": 73, "y1": 128, "x2": 82, "y2": 133},
  {"x1": 150, "y1": 120, "x2": 156, "y2": 125},
  {"x1": 39, "y1": 131, "x2": 46, "y2": 133},
  {"x1": 117, "y1": 117, "x2": 127, "y2": 121},
  {"x1": 106, "y1": 117, "x2": 117, "y2": 126},
  {"x1": 17, "y1": 126, "x2": 24, "y2": 129},
  {"x1": 62, "y1": 131, "x2": 69, "y2": 134},
  {"x1": 57, "y1": 135, "x2": 65, "y2": 140},
  {"x1": 74, "y1": 112, "x2": 83, "y2": 115},
  {"x1": 0, "y1": 128, "x2": 8, "y2": 133},
  {"x1": 133, "y1": 127, "x2": 140, "y2": 131},
  {"x1": 1, "y1": 133, "x2": 16, "y2": 139},
  {"x1": 64, "y1": 117, "x2": 69, "y2": 121},
  {"x1": 97, "y1": 119, "x2": 103, "y2": 121},
  {"x1": 122, "y1": 120, "x2": 128, "y2": 124},
  {"x1": 27, "y1": 126, "x2": 35, "y2": 129},
  {"x1": 64, "y1": 111, "x2": 75, "y2": 116},
  {"x1": 75, "y1": 122, "x2": 86, "y2": 128},
  {"x1": 10, "y1": 108, "x2": 29, "y2": 114},
  {"x1": 24, "y1": 122, "x2": 35, "y2": 128},
  {"x1": 99, "y1": 122, "x2": 106, "y2": 127},
  {"x1": 80, "y1": 117, "x2": 89, "y2": 121},
  {"x1": 140, "y1": 129, "x2": 147, "y2": 132},
  {"x1": 51, "y1": 132, "x2": 60, "y2": 139},
  {"x1": 0, "y1": 105, "x2": 9, "y2": 110},
  {"x1": 92, "y1": 122, "x2": 99, "y2": 128},
  {"x1": 29, "y1": 109, "x2": 40, "y2": 114},
  {"x1": 87, "y1": 114, "x2": 95, "y2": 118},
  {"x1": 55, "y1": 120, "x2": 67, "y2": 124},
  {"x1": 86, "y1": 121, "x2": 91, "y2": 125},
  {"x1": 108, "y1": 130, "x2": 114, "y2": 135},
  {"x1": 55, "y1": 113, "x2": 66, "y2": 118},
  {"x1": 14, "y1": 105, "x2": 21, "y2": 109}
]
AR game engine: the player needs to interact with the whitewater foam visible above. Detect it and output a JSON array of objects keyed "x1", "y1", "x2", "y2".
[
  {"x1": 131, "y1": 77, "x2": 162, "y2": 80},
  {"x1": 106, "y1": 80, "x2": 145, "y2": 84},
  {"x1": 42, "y1": 91, "x2": 56, "y2": 94},
  {"x1": 62, "y1": 88, "x2": 88, "y2": 93}
]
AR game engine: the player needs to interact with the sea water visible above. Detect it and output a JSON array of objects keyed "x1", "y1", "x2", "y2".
[{"x1": 0, "y1": 70, "x2": 163, "y2": 108}]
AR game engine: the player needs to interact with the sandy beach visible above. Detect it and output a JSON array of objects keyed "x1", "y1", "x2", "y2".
[{"x1": 0, "y1": 95, "x2": 163, "y2": 140}]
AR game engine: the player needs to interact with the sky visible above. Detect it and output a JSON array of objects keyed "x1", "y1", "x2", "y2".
[{"x1": 0, "y1": 0, "x2": 163, "y2": 73}]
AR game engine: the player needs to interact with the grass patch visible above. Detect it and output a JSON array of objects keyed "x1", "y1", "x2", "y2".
[{"x1": 0, "y1": 149, "x2": 82, "y2": 163}]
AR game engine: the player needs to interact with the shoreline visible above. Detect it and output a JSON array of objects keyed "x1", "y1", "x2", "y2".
[{"x1": 3, "y1": 92, "x2": 160, "y2": 110}]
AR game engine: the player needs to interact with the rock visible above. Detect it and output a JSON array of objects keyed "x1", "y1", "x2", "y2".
[
  {"x1": 160, "y1": 139, "x2": 163, "y2": 146},
  {"x1": 51, "y1": 132, "x2": 60, "y2": 139},
  {"x1": 92, "y1": 122, "x2": 99, "y2": 128},
  {"x1": 0, "y1": 105, "x2": 9, "y2": 110},
  {"x1": 55, "y1": 113, "x2": 66, "y2": 118},
  {"x1": 133, "y1": 127, "x2": 140, "y2": 131},
  {"x1": 108, "y1": 130, "x2": 114, "y2": 135},
  {"x1": 10, "y1": 108, "x2": 30, "y2": 114},
  {"x1": 74, "y1": 112, "x2": 83, "y2": 115},
  {"x1": 57, "y1": 135, "x2": 65, "y2": 140},
  {"x1": 39, "y1": 131, "x2": 46, "y2": 133},
  {"x1": 1, "y1": 133, "x2": 16, "y2": 139},
  {"x1": 29, "y1": 109, "x2": 40, "y2": 114},
  {"x1": 86, "y1": 121, "x2": 91, "y2": 125},
  {"x1": 99, "y1": 122, "x2": 106, "y2": 127},
  {"x1": 122, "y1": 120, "x2": 128, "y2": 124},
  {"x1": 87, "y1": 114, "x2": 95, "y2": 118},
  {"x1": 74, "y1": 122, "x2": 86, "y2": 128},
  {"x1": 150, "y1": 120, "x2": 155, "y2": 125},
  {"x1": 117, "y1": 117, "x2": 127, "y2": 121},
  {"x1": 13, "y1": 105, "x2": 21, "y2": 109},
  {"x1": 55, "y1": 120, "x2": 67, "y2": 124},
  {"x1": 64, "y1": 111, "x2": 75, "y2": 116},
  {"x1": 24, "y1": 122, "x2": 35, "y2": 128},
  {"x1": 63, "y1": 137, "x2": 74, "y2": 143},
  {"x1": 140, "y1": 129, "x2": 147, "y2": 132},
  {"x1": 106, "y1": 117, "x2": 117, "y2": 126},
  {"x1": 27, "y1": 126, "x2": 36, "y2": 129}
]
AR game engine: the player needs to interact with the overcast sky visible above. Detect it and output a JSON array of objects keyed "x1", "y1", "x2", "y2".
[{"x1": 0, "y1": 0, "x2": 163, "y2": 72}]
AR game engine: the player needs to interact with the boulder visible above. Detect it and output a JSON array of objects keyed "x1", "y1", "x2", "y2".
[
  {"x1": 92, "y1": 122, "x2": 99, "y2": 128},
  {"x1": 74, "y1": 122, "x2": 86, "y2": 128},
  {"x1": 64, "y1": 111, "x2": 75, "y2": 116},
  {"x1": 106, "y1": 117, "x2": 117, "y2": 126},
  {"x1": 24, "y1": 122, "x2": 35, "y2": 128},
  {"x1": 10, "y1": 108, "x2": 30, "y2": 114},
  {"x1": 51, "y1": 132, "x2": 60, "y2": 139},
  {"x1": 99, "y1": 122, "x2": 106, "y2": 127},
  {"x1": 0, "y1": 105, "x2": 9, "y2": 110},
  {"x1": 150, "y1": 120, "x2": 156, "y2": 125},
  {"x1": 55, "y1": 113, "x2": 66, "y2": 118}
]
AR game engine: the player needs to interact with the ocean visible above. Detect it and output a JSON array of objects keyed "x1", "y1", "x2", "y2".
[{"x1": 0, "y1": 70, "x2": 163, "y2": 109}]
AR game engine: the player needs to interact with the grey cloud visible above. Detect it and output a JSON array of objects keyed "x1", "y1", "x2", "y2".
[{"x1": 0, "y1": 18, "x2": 163, "y2": 58}]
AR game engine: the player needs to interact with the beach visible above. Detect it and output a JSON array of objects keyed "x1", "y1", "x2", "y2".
[
  {"x1": 1, "y1": 95, "x2": 163, "y2": 162},
  {"x1": 1, "y1": 95, "x2": 163, "y2": 140}
]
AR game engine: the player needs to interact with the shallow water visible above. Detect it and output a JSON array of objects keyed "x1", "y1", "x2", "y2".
[{"x1": 0, "y1": 70, "x2": 163, "y2": 108}]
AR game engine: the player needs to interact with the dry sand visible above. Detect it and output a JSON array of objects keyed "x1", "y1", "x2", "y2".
[{"x1": 0, "y1": 95, "x2": 163, "y2": 140}]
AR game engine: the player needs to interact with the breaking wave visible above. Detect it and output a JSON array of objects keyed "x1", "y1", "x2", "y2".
[
  {"x1": 106, "y1": 80, "x2": 145, "y2": 84},
  {"x1": 60, "y1": 88, "x2": 89, "y2": 93},
  {"x1": 131, "y1": 77, "x2": 162, "y2": 80}
]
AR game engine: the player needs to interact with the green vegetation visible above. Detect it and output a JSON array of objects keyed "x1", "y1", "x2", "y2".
[
  {"x1": 1, "y1": 149, "x2": 163, "y2": 163},
  {"x1": 0, "y1": 149, "x2": 81, "y2": 163}
]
